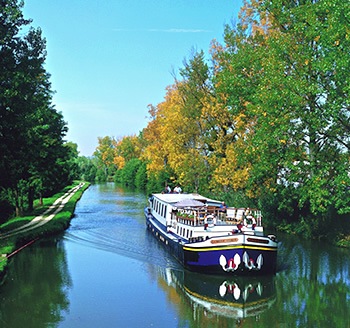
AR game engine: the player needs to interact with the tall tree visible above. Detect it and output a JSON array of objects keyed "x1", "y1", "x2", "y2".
[
  {"x1": 163, "y1": 51, "x2": 218, "y2": 192},
  {"x1": 142, "y1": 103, "x2": 170, "y2": 177},
  {"x1": 0, "y1": 1, "x2": 71, "y2": 216},
  {"x1": 209, "y1": 12, "x2": 267, "y2": 197},
  {"x1": 254, "y1": 0, "x2": 350, "y2": 216},
  {"x1": 93, "y1": 136, "x2": 117, "y2": 181}
]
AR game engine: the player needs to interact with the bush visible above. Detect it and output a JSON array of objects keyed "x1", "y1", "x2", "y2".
[
  {"x1": 135, "y1": 162, "x2": 147, "y2": 190},
  {"x1": 120, "y1": 158, "x2": 142, "y2": 186}
]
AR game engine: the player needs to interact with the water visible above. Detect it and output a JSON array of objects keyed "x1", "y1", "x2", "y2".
[{"x1": 1, "y1": 183, "x2": 350, "y2": 327}]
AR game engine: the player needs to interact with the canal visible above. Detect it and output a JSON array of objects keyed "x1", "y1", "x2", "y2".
[{"x1": 1, "y1": 183, "x2": 350, "y2": 327}]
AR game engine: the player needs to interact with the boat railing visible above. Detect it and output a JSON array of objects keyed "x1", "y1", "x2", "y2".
[{"x1": 174, "y1": 207, "x2": 262, "y2": 227}]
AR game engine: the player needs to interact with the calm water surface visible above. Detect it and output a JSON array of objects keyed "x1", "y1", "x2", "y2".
[{"x1": 1, "y1": 183, "x2": 350, "y2": 327}]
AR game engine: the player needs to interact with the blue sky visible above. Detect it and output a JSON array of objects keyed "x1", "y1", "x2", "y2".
[{"x1": 23, "y1": 1, "x2": 242, "y2": 156}]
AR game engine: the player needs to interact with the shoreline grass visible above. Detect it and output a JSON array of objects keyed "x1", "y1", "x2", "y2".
[{"x1": 0, "y1": 181, "x2": 90, "y2": 283}]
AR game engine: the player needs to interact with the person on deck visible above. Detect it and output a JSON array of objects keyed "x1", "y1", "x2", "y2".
[
  {"x1": 173, "y1": 185, "x2": 182, "y2": 193},
  {"x1": 219, "y1": 202, "x2": 227, "y2": 212}
]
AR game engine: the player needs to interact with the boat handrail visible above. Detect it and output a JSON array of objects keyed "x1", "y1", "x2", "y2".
[{"x1": 175, "y1": 210, "x2": 262, "y2": 227}]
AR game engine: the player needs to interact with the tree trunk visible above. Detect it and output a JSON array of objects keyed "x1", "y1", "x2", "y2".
[{"x1": 28, "y1": 186, "x2": 34, "y2": 211}]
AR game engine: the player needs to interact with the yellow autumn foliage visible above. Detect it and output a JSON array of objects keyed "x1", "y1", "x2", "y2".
[
  {"x1": 210, "y1": 143, "x2": 250, "y2": 191},
  {"x1": 113, "y1": 155, "x2": 125, "y2": 169}
]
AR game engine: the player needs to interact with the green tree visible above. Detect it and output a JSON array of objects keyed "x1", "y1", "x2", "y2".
[
  {"x1": 93, "y1": 136, "x2": 117, "y2": 182},
  {"x1": 0, "y1": 1, "x2": 71, "y2": 217},
  {"x1": 76, "y1": 156, "x2": 97, "y2": 182},
  {"x1": 210, "y1": 19, "x2": 265, "y2": 196},
  {"x1": 135, "y1": 161, "x2": 147, "y2": 190},
  {"x1": 119, "y1": 158, "x2": 142, "y2": 186},
  {"x1": 209, "y1": 0, "x2": 350, "y2": 227},
  {"x1": 175, "y1": 51, "x2": 216, "y2": 192},
  {"x1": 254, "y1": 0, "x2": 350, "y2": 219}
]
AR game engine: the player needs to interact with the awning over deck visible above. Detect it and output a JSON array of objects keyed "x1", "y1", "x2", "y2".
[{"x1": 173, "y1": 199, "x2": 205, "y2": 208}]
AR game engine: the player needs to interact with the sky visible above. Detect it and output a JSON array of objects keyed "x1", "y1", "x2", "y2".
[{"x1": 22, "y1": 1, "x2": 243, "y2": 156}]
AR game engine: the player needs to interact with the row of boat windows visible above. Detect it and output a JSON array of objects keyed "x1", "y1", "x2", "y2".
[
  {"x1": 177, "y1": 226, "x2": 193, "y2": 239},
  {"x1": 151, "y1": 199, "x2": 194, "y2": 240},
  {"x1": 152, "y1": 199, "x2": 167, "y2": 218}
]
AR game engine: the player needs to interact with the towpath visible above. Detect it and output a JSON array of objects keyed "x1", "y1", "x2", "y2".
[{"x1": 0, "y1": 183, "x2": 85, "y2": 240}]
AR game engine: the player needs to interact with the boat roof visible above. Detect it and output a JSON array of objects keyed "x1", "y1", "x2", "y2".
[{"x1": 151, "y1": 193, "x2": 222, "y2": 207}]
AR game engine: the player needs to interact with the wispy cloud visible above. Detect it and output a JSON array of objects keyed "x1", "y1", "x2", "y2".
[
  {"x1": 113, "y1": 28, "x2": 210, "y2": 33},
  {"x1": 149, "y1": 28, "x2": 210, "y2": 33}
]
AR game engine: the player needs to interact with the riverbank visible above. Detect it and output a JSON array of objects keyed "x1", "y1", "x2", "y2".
[
  {"x1": 0, "y1": 181, "x2": 90, "y2": 283},
  {"x1": 275, "y1": 220, "x2": 350, "y2": 248}
]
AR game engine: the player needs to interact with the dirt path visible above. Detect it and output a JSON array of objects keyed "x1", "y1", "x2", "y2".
[{"x1": 0, "y1": 183, "x2": 85, "y2": 240}]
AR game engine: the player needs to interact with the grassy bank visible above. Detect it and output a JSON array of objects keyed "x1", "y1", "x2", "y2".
[{"x1": 0, "y1": 181, "x2": 90, "y2": 282}]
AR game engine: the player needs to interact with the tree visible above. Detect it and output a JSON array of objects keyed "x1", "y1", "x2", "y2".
[
  {"x1": 143, "y1": 52, "x2": 217, "y2": 193},
  {"x1": 0, "y1": 1, "x2": 71, "y2": 217},
  {"x1": 209, "y1": 10, "x2": 267, "y2": 197},
  {"x1": 253, "y1": 0, "x2": 350, "y2": 217},
  {"x1": 142, "y1": 103, "x2": 171, "y2": 179},
  {"x1": 93, "y1": 136, "x2": 117, "y2": 182},
  {"x1": 75, "y1": 156, "x2": 97, "y2": 182}
]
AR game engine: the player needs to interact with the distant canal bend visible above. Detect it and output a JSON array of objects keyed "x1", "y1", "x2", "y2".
[{"x1": 0, "y1": 183, "x2": 350, "y2": 327}]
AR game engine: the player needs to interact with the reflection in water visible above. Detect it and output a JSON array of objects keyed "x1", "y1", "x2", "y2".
[
  {"x1": 153, "y1": 266, "x2": 276, "y2": 326},
  {"x1": 1, "y1": 184, "x2": 350, "y2": 327},
  {"x1": 0, "y1": 238, "x2": 71, "y2": 328},
  {"x1": 272, "y1": 234, "x2": 350, "y2": 328}
]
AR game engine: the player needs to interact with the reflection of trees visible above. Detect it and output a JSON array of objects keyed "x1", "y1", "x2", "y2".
[
  {"x1": 0, "y1": 238, "x2": 71, "y2": 327},
  {"x1": 272, "y1": 236, "x2": 350, "y2": 327},
  {"x1": 149, "y1": 233, "x2": 350, "y2": 327}
]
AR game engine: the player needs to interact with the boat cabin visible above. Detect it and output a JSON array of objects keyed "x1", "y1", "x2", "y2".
[{"x1": 148, "y1": 193, "x2": 263, "y2": 242}]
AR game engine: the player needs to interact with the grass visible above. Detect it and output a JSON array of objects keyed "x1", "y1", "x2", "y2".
[{"x1": 0, "y1": 181, "x2": 90, "y2": 282}]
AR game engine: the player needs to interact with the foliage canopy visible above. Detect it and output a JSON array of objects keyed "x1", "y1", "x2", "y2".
[{"x1": 92, "y1": 0, "x2": 350, "y2": 240}]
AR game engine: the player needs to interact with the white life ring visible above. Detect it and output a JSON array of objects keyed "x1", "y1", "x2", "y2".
[{"x1": 205, "y1": 215, "x2": 216, "y2": 226}]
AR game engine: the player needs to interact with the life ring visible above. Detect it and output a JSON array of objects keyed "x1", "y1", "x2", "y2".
[{"x1": 205, "y1": 215, "x2": 216, "y2": 227}]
